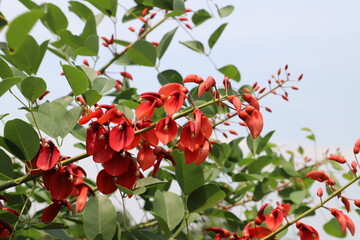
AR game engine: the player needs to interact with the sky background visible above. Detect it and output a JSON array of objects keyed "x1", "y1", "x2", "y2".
[{"x1": 1, "y1": 0, "x2": 360, "y2": 239}]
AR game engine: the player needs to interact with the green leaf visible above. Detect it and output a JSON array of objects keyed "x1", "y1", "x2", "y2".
[
  {"x1": 127, "y1": 231, "x2": 167, "y2": 240},
  {"x1": 74, "y1": 34, "x2": 99, "y2": 56},
  {"x1": 0, "y1": 56, "x2": 13, "y2": 79},
  {"x1": 92, "y1": 77, "x2": 115, "y2": 94},
  {"x1": 43, "y1": 3, "x2": 68, "y2": 34},
  {"x1": 117, "y1": 184, "x2": 134, "y2": 195},
  {"x1": 0, "y1": 113, "x2": 9, "y2": 120},
  {"x1": 29, "y1": 102, "x2": 81, "y2": 138},
  {"x1": 173, "y1": 150, "x2": 205, "y2": 195},
  {"x1": 153, "y1": 191, "x2": 184, "y2": 231},
  {"x1": 157, "y1": 27, "x2": 178, "y2": 59},
  {"x1": 208, "y1": 23, "x2": 227, "y2": 49},
  {"x1": 172, "y1": 213, "x2": 200, "y2": 237},
  {"x1": 289, "y1": 190, "x2": 307, "y2": 204},
  {"x1": 232, "y1": 173, "x2": 264, "y2": 182},
  {"x1": 218, "y1": 64, "x2": 241, "y2": 82},
  {"x1": 0, "y1": 149, "x2": 13, "y2": 180},
  {"x1": 20, "y1": 76, "x2": 47, "y2": 101},
  {"x1": 0, "y1": 77, "x2": 22, "y2": 98},
  {"x1": 62, "y1": 65, "x2": 89, "y2": 95},
  {"x1": 187, "y1": 183, "x2": 226, "y2": 212},
  {"x1": 323, "y1": 218, "x2": 346, "y2": 238},
  {"x1": 6, "y1": 10, "x2": 43, "y2": 51},
  {"x1": 157, "y1": 69, "x2": 182, "y2": 85},
  {"x1": 122, "y1": 6, "x2": 146, "y2": 23},
  {"x1": 180, "y1": 41, "x2": 205, "y2": 54},
  {"x1": 172, "y1": 0, "x2": 185, "y2": 14},
  {"x1": 83, "y1": 89, "x2": 102, "y2": 106},
  {"x1": 256, "y1": 130, "x2": 275, "y2": 154},
  {"x1": 3, "y1": 119, "x2": 39, "y2": 161},
  {"x1": 192, "y1": 9, "x2": 212, "y2": 26},
  {"x1": 84, "y1": 0, "x2": 117, "y2": 17},
  {"x1": 83, "y1": 195, "x2": 117, "y2": 240},
  {"x1": 217, "y1": 5, "x2": 234, "y2": 18},
  {"x1": 280, "y1": 157, "x2": 299, "y2": 177},
  {"x1": 210, "y1": 143, "x2": 230, "y2": 167},
  {"x1": 127, "y1": 40, "x2": 157, "y2": 66},
  {"x1": 69, "y1": 1, "x2": 93, "y2": 22},
  {"x1": 134, "y1": 177, "x2": 167, "y2": 189}
]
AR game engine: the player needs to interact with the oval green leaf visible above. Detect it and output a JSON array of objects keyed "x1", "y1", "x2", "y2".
[
  {"x1": 217, "y1": 5, "x2": 234, "y2": 18},
  {"x1": 0, "y1": 77, "x2": 22, "y2": 98},
  {"x1": 0, "y1": 57, "x2": 13, "y2": 79},
  {"x1": 4, "y1": 119, "x2": 39, "y2": 161},
  {"x1": 21, "y1": 76, "x2": 47, "y2": 101},
  {"x1": 218, "y1": 64, "x2": 241, "y2": 82},
  {"x1": 62, "y1": 65, "x2": 89, "y2": 95},
  {"x1": 208, "y1": 23, "x2": 227, "y2": 49},
  {"x1": 157, "y1": 27, "x2": 178, "y2": 59},
  {"x1": 179, "y1": 40, "x2": 205, "y2": 54},
  {"x1": 157, "y1": 69, "x2": 182, "y2": 85},
  {"x1": 127, "y1": 40, "x2": 157, "y2": 66},
  {"x1": 153, "y1": 190, "x2": 184, "y2": 231},
  {"x1": 43, "y1": 3, "x2": 68, "y2": 34},
  {"x1": 92, "y1": 77, "x2": 115, "y2": 94},
  {"x1": 187, "y1": 183, "x2": 226, "y2": 212},
  {"x1": 0, "y1": 149, "x2": 13, "y2": 180},
  {"x1": 83, "y1": 89, "x2": 101, "y2": 106},
  {"x1": 6, "y1": 10, "x2": 43, "y2": 51},
  {"x1": 192, "y1": 9, "x2": 212, "y2": 26},
  {"x1": 173, "y1": 150, "x2": 204, "y2": 196},
  {"x1": 83, "y1": 195, "x2": 117, "y2": 240}
]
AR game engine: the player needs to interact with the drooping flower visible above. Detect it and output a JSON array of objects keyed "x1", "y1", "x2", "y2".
[
  {"x1": 296, "y1": 222, "x2": 319, "y2": 240},
  {"x1": 42, "y1": 200, "x2": 72, "y2": 223},
  {"x1": 109, "y1": 120, "x2": 135, "y2": 151},
  {"x1": 265, "y1": 208, "x2": 284, "y2": 232},
  {"x1": 306, "y1": 170, "x2": 329, "y2": 182},
  {"x1": 34, "y1": 140, "x2": 60, "y2": 171},
  {"x1": 331, "y1": 208, "x2": 355, "y2": 236},
  {"x1": 180, "y1": 121, "x2": 204, "y2": 152},
  {"x1": 137, "y1": 142, "x2": 156, "y2": 171}
]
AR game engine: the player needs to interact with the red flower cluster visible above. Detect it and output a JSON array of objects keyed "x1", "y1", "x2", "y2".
[{"x1": 27, "y1": 139, "x2": 93, "y2": 222}]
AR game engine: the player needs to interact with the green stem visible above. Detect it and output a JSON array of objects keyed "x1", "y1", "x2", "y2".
[
  {"x1": 0, "y1": 96, "x2": 227, "y2": 192},
  {"x1": 9, "y1": 181, "x2": 37, "y2": 239},
  {"x1": 261, "y1": 174, "x2": 360, "y2": 240}
]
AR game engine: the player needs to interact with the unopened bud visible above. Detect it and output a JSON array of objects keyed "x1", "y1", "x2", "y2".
[{"x1": 317, "y1": 187, "x2": 323, "y2": 197}]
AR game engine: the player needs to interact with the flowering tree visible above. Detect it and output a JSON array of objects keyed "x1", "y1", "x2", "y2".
[{"x1": 0, "y1": 1, "x2": 359, "y2": 239}]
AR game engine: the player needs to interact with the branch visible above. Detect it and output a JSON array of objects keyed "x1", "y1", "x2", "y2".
[{"x1": 261, "y1": 174, "x2": 360, "y2": 240}]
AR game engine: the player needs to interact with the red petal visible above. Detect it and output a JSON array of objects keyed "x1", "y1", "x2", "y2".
[
  {"x1": 306, "y1": 170, "x2": 329, "y2": 182},
  {"x1": 36, "y1": 141, "x2": 60, "y2": 171},
  {"x1": 331, "y1": 209, "x2": 347, "y2": 234},
  {"x1": 246, "y1": 109, "x2": 263, "y2": 139},
  {"x1": 86, "y1": 122, "x2": 107, "y2": 155},
  {"x1": 242, "y1": 94, "x2": 260, "y2": 111},
  {"x1": 296, "y1": 222, "x2": 319, "y2": 240},
  {"x1": 184, "y1": 148, "x2": 198, "y2": 164},
  {"x1": 155, "y1": 116, "x2": 178, "y2": 145},
  {"x1": 49, "y1": 169, "x2": 73, "y2": 200},
  {"x1": 164, "y1": 91, "x2": 186, "y2": 116},
  {"x1": 265, "y1": 209, "x2": 284, "y2": 232},
  {"x1": 180, "y1": 124, "x2": 204, "y2": 152},
  {"x1": 200, "y1": 115, "x2": 212, "y2": 138},
  {"x1": 93, "y1": 139, "x2": 115, "y2": 163},
  {"x1": 42, "y1": 202, "x2": 62, "y2": 223},
  {"x1": 96, "y1": 170, "x2": 117, "y2": 194},
  {"x1": 140, "y1": 128, "x2": 159, "y2": 146},
  {"x1": 159, "y1": 83, "x2": 188, "y2": 99},
  {"x1": 248, "y1": 226, "x2": 272, "y2": 238},
  {"x1": 109, "y1": 123, "x2": 135, "y2": 151},
  {"x1": 183, "y1": 74, "x2": 203, "y2": 84},
  {"x1": 195, "y1": 139, "x2": 211, "y2": 165},
  {"x1": 137, "y1": 144, "x2": 156, "y2": 170},
  {"x1": 136, "y1": 101, "x2": 156, "y2": 120},
  {"x1": 116, "y1": 161, "x2": 138, "y2": 190},
  {"x1": 76, "y1": 185, "x2": 88, "y2": 213},
  {"x1": 345, "y1": 214, "x2": 355, "y2": 236},
  {"x1": 103, "y1": 151, "x2": 131, "y2": 176}
]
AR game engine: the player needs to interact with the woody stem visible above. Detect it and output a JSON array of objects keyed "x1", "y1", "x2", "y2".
[{"x1": 261, "y1": 174, "x2": 360, "y2": 240}]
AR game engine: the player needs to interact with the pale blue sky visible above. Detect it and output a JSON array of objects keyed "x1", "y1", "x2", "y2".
[{"x1": 1, "y1": 0, "x2": 360, "y2": 239}]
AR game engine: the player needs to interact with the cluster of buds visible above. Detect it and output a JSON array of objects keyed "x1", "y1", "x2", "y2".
[
  {"x1": 26, "y1": 139, "x2": 93, "y2": 222},
  {"x1": 101, "y1": 34, "x2": 114, "y2": 47}
]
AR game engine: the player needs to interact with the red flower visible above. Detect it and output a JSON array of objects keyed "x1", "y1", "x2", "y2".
[
  {"x1": 86, "y1": 121, "x2": 108, "y2": 156},
  {"x1": 137, "y1": 120, "x2": 159, "y2": 146},
  {"x1": 155, "y1": 116, "x2": 178, "y2": 145},
  {"x1": 306, "y1": 170, "x2": 329, "y2": 182},
  {"x1": 136, "y1": 92, "x2": 163, "y2": 120},
  {"x1": 78, "y1": 108, "x2": 103, "y2": 125},
  {"x1": 296, "y1": 222, "x2": 319, "y2": 240},
  {"x1": 206, "y1": 227, "x2": 230, "y2": 240},
  {"x1": 248, "y1": 226, "x2": 272, "y2": 238},
  {"x1": 198, "y1": 76, "x2": 216, "y2": 98},
  {"x1": 193, "y1": 109, "x2": 212, "y2": 138},
  {"x1": 109, "y1": 120, "x2": 135, "y2": 151},
  {"x1": 239, "y1": 108, "x2": 264, "y2": 139},
  {"x1": 184, "y1": 139, "x2": 211, "y2": 165},
  {"x1": 331, "y1": 208, "x2": 355, "y2": 236},
  {"x1": 228, "y1": 95, "x2": 242, "y2": 115},
  {"x1": 183, "y1": 74, "x2": 203, "y2": 84},
  {"x1": 180, "y1": 121, "x2": 204, "y2": 152},
  {"x1": 92, "y1": 132, "x2": 115, "y2": 163},
  {"x1": 163, "y1": 90, "x2": 186, "y2": 116},
  {"x1": 242, "y1": 94, "x2": 260, "y2": 111},
  {"x1": 137, "y1": 142, "x2": 156, "y2": 171},
  {"x1": 265, "y1": 208, "x2": 284, "y2": 232},
  {"x1": 328, "y1": 155, "x2": 346, "y2": 164},
  {"x1": 75, "y1": 183, "x2": 95, "y2": 213},
  {"x1": 42, "y1": 200, "x2": 72, "y2": 223},
  {"x1": 103, "y1": 151, "x2": 131, "y2": 176},
  {"x1": 34, "y1": 140, "x2": 60, "y2": 171}
]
